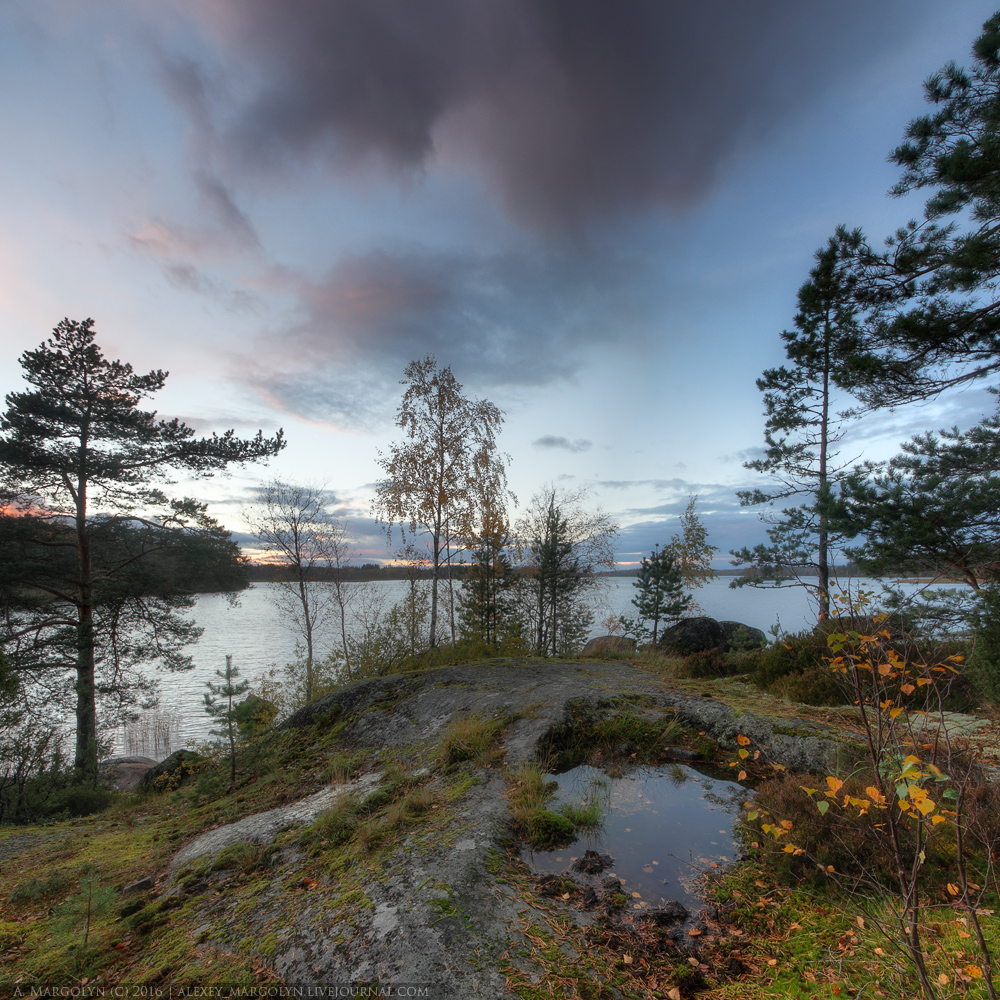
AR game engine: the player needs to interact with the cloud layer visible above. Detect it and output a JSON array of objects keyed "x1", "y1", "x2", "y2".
[
  {"x1": 533, "y1": 435, "x2": 592, "y2": 452},
  {"x1": 172, "y1": 0, "x2": 915, "y2": 231},
  {"x1": 234, "y1": 243, "x2": 633, "y2": 425}
]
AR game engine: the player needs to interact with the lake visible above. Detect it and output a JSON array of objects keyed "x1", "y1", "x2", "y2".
[{"x1": 109, "y1": 574, "x2": 924, "y2": 756}]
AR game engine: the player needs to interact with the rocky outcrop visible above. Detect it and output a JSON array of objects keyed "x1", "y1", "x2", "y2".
[
  {"x1": 99, "y1": 755, "x2": 157, "y2": 793},
  {"x1": 657, "y1": 617, "x2": 724, "y2": 654},
  {"x1": 159, "y1": 661, "x2": 856, "y2": 995},
  {"x1": 658, "y1": 616, "x2": 765, "y2": 655},
  {"x1": 138, "y1": 749, "x2": 205, "y2": 793},
  {"x1": 581, "y1": 635, "x2": 636, "y2": 657}
]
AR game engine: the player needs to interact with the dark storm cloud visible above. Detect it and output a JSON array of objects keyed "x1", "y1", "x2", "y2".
[
  {"x1": 237, "y1": 243, "x2": 633, "y2": 424},
  {"x1": 533, "y1": 436, "x2": 592, "y2": 453},
  {"x1": 174, "y1": 0, "x2": 919, "y2": 230}
]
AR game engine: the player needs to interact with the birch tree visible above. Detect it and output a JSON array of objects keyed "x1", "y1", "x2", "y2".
[
  {"x1": 245, "y1": 481, "x2": 357, "y2": 694},
  {"x1": 373, "y1": 356, "x2": 510, "y2": 648}
]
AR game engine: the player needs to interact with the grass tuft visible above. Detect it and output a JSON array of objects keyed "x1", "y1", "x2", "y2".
[{"x1": 437, "y1": 713, "x2": 506, "y2": 771}]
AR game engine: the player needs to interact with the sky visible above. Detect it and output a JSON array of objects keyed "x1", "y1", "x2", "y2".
[{"x1": 1, "y1": 0, "x2": 998, "y2": 566}]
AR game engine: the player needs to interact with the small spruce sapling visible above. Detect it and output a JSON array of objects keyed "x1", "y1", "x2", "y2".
[{"x1": 204, "y1": 655, "x2": 249, "y2": 788}]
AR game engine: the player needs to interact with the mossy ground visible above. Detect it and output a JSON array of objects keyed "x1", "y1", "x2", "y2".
[{"x1": 2, "y1": 657, "x2": 997, "y2": 998}]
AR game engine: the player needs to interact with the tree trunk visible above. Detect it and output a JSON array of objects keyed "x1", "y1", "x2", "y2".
[
  {"x1": 74, "y1": 459, "x2": 98, "y2": 786},
  {"x1": 296, "y1": 570, "x2": 315, "y2": 701},
  {"x1": 429, "y1": 518, "x2": 441, "y2": 648},
  {"x1": 74, "y1": 591, "x2": 98, "y2": 785},
  {"x1": 817, "y1": 322, "x2": 831, "y2": 621}
]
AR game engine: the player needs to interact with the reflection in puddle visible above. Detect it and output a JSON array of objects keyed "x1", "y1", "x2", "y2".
[{"x1": 522, "y1": 764, "x2": 743, "y2": 914}]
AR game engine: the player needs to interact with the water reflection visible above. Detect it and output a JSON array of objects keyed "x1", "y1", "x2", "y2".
[{"x1": 522, "y1": 763, "x2": 743, "y2": 913}]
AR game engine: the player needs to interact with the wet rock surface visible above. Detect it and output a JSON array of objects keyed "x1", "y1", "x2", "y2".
[
  {"x1": 573, "y1": 850, "x2": 614, "y2": 874},
  {"x1": 162, "y1": 658, "x2": 876, "y2": 995}
]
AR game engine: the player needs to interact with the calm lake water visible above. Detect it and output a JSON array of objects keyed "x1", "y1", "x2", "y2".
[{"x1": 108, "y1": 574, "x2": 928, "y2": 756}]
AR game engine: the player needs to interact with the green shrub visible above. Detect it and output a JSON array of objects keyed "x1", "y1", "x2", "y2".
[
  {"x1": 678, "y1": 649, "x2": 747, "y2": 678},
  {"x1": 752, "y1": 633, "x2": 829, "y2": 688},
  {"x1": 323, "y1": 752, "x2": 364, "y2": 784},
  {"x1": 362, "y1": 780, "x2": 406, "y2": 811},
  {"x1": 746, "y1": 772, "x2": 955, "y2": 891},
  {"x1": 524, "y1": 809, "x2": 576, "y2": 850},
  {"x1": 767, "y1": 662, "x2": 846, "y2": 706},
  {"x1": 212, "y1": 840, "x2": 268, "y2": 874},
  {"x1": 56, "y1": 785, "x2": 115, "y2": 817},
  {"x1": 302, "y1": 794, "x2": 361, "y2": 848}
]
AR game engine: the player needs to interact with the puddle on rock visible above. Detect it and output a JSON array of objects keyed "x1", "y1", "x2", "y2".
[{"x1": 522, "y1": 763, "x2": 743, "y2": 916}]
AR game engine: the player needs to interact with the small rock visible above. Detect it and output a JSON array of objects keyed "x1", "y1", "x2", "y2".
[
  {"x1": 660, "y1": 746, "x2": 700, "y2": 761},
  {"x1": 573, "y1": 850, "x2": 614, "y2": 874},
  {"x1": 122, "y1": 875, "x2": 154, "y2": 895},
  {"x1": 535, "y1": 874, "x2": 563, "y2": 896}
]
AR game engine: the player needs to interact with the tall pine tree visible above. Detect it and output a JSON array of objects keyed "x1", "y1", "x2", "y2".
[
  {"x1": 731, "y1": 239, "x2": 875, "y2": 620},
  {"x1": 0, "y1": 319, "x2": 283, "y2": 784}
]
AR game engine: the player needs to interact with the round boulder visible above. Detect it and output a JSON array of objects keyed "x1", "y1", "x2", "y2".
[
  {"x1": 657, "y1": 617, "x2": 724, "y2": 655},
  {"x1": 98, "y1": 756, "x2": 157, "y2": 793},
  {"x1": 138, "y1": 749, "x2": 205, "y2": 793},
  {"x1": 581, "y1": 636, "x2": 637, "y2": 657}
]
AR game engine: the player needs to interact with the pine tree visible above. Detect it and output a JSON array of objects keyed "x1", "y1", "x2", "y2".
[
  {"x1": 0, "y1": 318, "x2": 283, "y2": 784},
  {"x1": 458, "y1": 515, "x2": 522, "y2": 650},
  {"x1": 204, "y1": 655, "x2": 249, "y2": 789},
  {"x1": 731, "y1": 239, "x2": 874, "y2": 620},
  {"x1": 630, "y1": 547, "x2": 690, "y2": 644},
  {"x1": 840, "y1": 12, "x2": 1000, "y2": 404},
  {"x1": 518, "y1": 487, "x2": 617, "y2": 657}
]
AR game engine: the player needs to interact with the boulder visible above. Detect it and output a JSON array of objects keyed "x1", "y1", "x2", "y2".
[
  {"x1": 98, "y1": 755, "x2": 158, "y2": 793},
  {"x1": 658, "y1": 617, "x2": 765, "y2": 655},
  {"x1": 718, "y1": 621, "x2": 767, "y2": 652},
  {"x1": 657, "y1": 617, "x2": 724, "y2": 655},
  {"x1": 580, "y1": 636, "x2": 637, "y2": 657},
  {"x1": 138, "y1": 749, "x2": 205, "y2": 793}
]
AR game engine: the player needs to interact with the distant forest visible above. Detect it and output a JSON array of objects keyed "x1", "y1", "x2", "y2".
[{"x1": 246, "y1": 562, "x2": 871, "y2": 582}]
